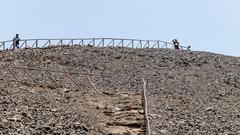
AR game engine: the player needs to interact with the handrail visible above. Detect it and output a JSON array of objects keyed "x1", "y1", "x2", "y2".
[
  {"x1": 0, "y1": 38, "x2": 173, "y2": 43},
  {"x1": 0, "y1": 38, "x2": 188, "y2": 51},
  {"x1": 142, "y1": 78, "x2": 151, "y2": 135}
]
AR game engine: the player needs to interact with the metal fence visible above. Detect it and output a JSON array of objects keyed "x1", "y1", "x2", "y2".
[{"x1": 0, "y1": 38, "x2": 188, "y2": 50}]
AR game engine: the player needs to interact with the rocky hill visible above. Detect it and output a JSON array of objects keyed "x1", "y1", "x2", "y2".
[{"x1": 1, "y1": 45, "x2": 240, "y2": 134}]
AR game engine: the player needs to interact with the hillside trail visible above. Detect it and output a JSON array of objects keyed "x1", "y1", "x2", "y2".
[{"x1": 84, "y1": 90, "x2": 145, "y2": 135}]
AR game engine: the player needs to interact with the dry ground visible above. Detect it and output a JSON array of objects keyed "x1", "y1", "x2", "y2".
[
  {"x1": 1, "y1": 45, "x2": 240, "y2": 134},
  {"x1": 0, "y1": 82, "x2": 145, "y2": 135}
]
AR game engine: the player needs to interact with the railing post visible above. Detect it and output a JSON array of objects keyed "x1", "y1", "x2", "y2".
[
  {"x1": 102, "y1": 39, "x2": 105, "y2": 47},
  {"x1": 25, "y1": 40, "x2": 28, "y2": 48},
  {"x1": 36, "y1": 40, "x2": 38, "y2": 48},
  {"x1": 157, "y1": 41, "x2": 160, "y2": 49},
  {"x1": 112, "y1": 39, "x2": 115, "y2": 47},
  {"x1": 93, "y1": 39, "x2": 95, "y2": 46},
  {"x1": 59, "y1": 39, "x2": 63, "y2": 46},
  {"x1": 3, "y1": 42, "x2": 5, "y2": 50},
  {"x1": 132, "y1": 40, "x2": 134, "y2": 48},
  {"x1": 122, "y1": 39, "x2": 124, "y2": 47},
  {"x1": 82, "y1": 39, "x2": 84, "y2": 46}
]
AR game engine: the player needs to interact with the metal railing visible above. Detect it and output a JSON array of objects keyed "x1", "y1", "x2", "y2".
[
  {"x1": 0, "y1": 38, "x2": 188, "y2": 51},
  {"x1": 142, "y1": 78, "x2": 151, "y2": 135}
]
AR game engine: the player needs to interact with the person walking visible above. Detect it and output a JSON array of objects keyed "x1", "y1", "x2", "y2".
[{"x1": 13, "y1": 34, "x2": 20, "y2": 50}]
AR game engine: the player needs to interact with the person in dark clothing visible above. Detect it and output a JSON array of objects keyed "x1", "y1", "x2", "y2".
[
  {"x1": 13, "y1": 34, "x2": 20, "y2": 50},
  {"x1": 172, "y1": 39, "x2": 180, "y2": 50}
]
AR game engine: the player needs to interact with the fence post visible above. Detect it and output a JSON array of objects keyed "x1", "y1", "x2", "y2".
[
  {"x1": 25, "y1": 40, "x2": 28, "y2": 48},
  {"x1": 93, "y1": 39, "x2": 95, "y2": 46},
  {"x1": 36, "y1": 40, "x2": 38, "y2": 48},
  {"x1": 122, "y1": 39, "x2": 124, "y2": 47},
  {"x1": 132, "y1": 40, "x2": 134, "y2": 48},
  {"x1": 102, "y1": 38, "x2": 105, "y2": 47},
  {"x1": 71, "y1": 39, "x2": 74, "y2": 46},
  {"x1": 3, "y1": 42, "x2": 5, "y2": 50},
  {"x1": 60, "y1": 39, "x2": 63, "y2": 46}
]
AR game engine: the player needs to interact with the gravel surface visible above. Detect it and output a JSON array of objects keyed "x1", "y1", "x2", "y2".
[{"x1": 1, "y1": 45, "x2": 240, "y2": 134}]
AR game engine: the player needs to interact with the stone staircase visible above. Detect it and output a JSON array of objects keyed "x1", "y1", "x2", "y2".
[{"x1": 101, "y1": 92, "x2": 145, "y2": 135}]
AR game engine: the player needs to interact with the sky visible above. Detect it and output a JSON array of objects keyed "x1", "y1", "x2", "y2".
[{"x1": 0, "y1": 0, "x2": 240, "y2": 56}]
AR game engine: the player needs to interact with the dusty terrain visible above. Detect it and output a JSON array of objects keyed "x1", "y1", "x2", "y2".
[
  {"x1": 0, "y1": 83, "x2": 144, "y2": 135},
  {"x1": 1, "y1": 45, "x2": 240, "y2": 134}
]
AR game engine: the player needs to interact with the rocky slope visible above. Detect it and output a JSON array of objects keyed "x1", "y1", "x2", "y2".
[{"x1": 1, "y1": 45, "x2": 240, "y2": 134}]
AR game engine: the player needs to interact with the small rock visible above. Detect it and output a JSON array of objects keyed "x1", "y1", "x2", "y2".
[
  {"x1": 120, "y1": 94, "x2": 129, "y2": 98},
  {"x1": 74, "y1": 122, "x2": 81, "y2": 128},
  {"x1": 96, "y1": 104, "x2": 105, "y2": 110},
  {"x1": 206, "y1": 107, "x2": 213, "y2": 111},
  {"x1": 149, "y1": 114, "x2": 159, "y2": 119},
  {"x1": 51, "y1": 108, "x2": 58, "y2": 112},
  {"x1": 138, "y1": 109, "x2": 144, "y2": 114},
  {"x1": 9, "y1": 115, "x2": 22, "y2": 122},
  {"x1": 63, "y1": 88, "x2": 70, "y2": 93},
  {"x1": 178, "y1": 120, "x2": 185, "y2": 124},
  {"x1": 113, "y1": 107, "x2": 121, "y2": 112},
  {"x1": 159, "y1": 129, "x2": 168, "y2": 134},
  {"x1": 2, "y1": 118, "x2": 8, "y2": 123}
]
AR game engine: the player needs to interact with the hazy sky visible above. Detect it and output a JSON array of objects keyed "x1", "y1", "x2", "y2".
[{"x1": 0, "y1": 0, "x2": 240, "y2": 56}]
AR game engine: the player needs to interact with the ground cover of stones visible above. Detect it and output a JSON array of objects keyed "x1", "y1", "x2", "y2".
[{"x1": 1, "y1": 45, "x2": 240, "y2": 134}]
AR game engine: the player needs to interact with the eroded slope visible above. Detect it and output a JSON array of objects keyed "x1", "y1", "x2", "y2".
[{"x1": 1, "y1": 45, "x2": 240, "y2": 134}]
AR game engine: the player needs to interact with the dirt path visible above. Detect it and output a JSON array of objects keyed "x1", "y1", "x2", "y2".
[{"x1": 83, "y1": 90, "x2": 145, "y2": 134}]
